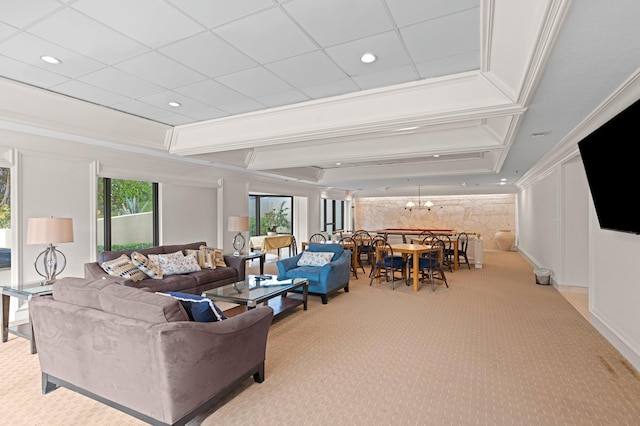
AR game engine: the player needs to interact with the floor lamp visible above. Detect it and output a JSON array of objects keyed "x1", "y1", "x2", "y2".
[
  {"x1": 228, "y1": 216, "x2": 249, "y2": 256},
  {"x1": 26, "y1": 217, "x2": 74, "y2": 285}
]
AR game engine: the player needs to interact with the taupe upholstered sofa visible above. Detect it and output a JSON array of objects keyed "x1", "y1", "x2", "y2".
[
  {"x1": 84, "y1": 241, "x2": 245, "y2": 295},
  {"x1": 30, "y1": 277, "x2": 274, "y2": 426}
]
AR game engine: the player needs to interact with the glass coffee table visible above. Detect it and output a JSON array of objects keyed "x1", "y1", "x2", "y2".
[{"x1": 203, "y1": 275, "x2": 308, "y2": 317}]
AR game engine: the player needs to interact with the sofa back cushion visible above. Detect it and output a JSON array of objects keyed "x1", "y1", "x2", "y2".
[
  {"x1": 52, "y1": 277, "x2": 116, "y2": 310},
  {"x1": 98, "y1": 284, "x2": 189, "y2": 323},
  {"x1": 307, "y1": 242, "x2": 344, "y2": 259},
  {"x1": 96, "y1": 242, "x2": 207, "y2": 264}
]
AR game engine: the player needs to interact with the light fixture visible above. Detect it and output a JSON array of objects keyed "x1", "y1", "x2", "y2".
[
  {"x1": 360, "y1": 52, "x2": 377, "y2": 63},
  {"x1": 404, "y1": 186, "x2": 435, "y2": 212},
  {"x1": 40, "y1": 55, "x2": 61, "y2": 64},
  {"x1": 26, "y1": 217, "x2": 74, "y2": 285},
  {"x1": 168, "y1": 101, "x2": 181, "y2": 107},
  {"x1": 228, "y1": 216, "x2": 249, "y2": 256}
]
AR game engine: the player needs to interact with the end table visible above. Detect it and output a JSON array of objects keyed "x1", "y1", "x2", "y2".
[{"x1": 1, "y1": 283, "x2": 53, "y2": 354}]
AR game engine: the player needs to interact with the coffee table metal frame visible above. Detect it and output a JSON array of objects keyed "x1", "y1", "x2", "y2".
[
  {"x1": 1, "y1": 282, "x2": 53, "y2": 354},
  {"x1": 203, "y1": 275, "x2": 308, "y2": 317}
]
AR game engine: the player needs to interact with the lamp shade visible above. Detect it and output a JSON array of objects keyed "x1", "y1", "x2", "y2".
[
  {"x1": 228, "y1": 216, "x2": 249, "y2": 232},
  {"x1": 26, "y1": 217, "x2": 74, "y2": 245}
]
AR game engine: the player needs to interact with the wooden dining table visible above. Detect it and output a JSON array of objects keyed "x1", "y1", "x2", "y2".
[
  {"x1": 411, "y1": 237, "x2": 459, "y2": 270},
  {"x1": 373, "y1": 243, "x2": 436, "y2": 292}
]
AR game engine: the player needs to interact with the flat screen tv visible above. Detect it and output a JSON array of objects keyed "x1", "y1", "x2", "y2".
[{"x1": 578, "y1": 97, "x2": 640, "y2": 234}]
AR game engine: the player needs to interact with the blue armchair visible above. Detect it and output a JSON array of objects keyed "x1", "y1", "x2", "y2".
[{"x1": 276, "y1": 242, "x2": 351, "y2": 304}]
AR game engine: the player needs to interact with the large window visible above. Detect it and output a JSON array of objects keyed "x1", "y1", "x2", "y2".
[
  {"x1": 249, "y1": 195, "x2": 293, "y2": 236},
  {"x1": 322, "y1": 199, "x2": 344, "y2": 235},
  {"x1": 98, "y1": 178, "x2": 158, "y2": 252}
]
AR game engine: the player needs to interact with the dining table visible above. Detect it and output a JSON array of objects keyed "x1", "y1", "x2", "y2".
[
  {"x1": 374, "y1": 243, "x2": 437, "y2": 292},
  {"x1": 411, "y1": 237, "x2": 459, "y2": 270}
]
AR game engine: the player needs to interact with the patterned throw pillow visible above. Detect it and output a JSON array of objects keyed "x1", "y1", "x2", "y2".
[
  {"x1": 148, "y1": 251, "x2": 201, "y2": 276},
  {"x1": 185, "y1": 248, "x2": 216, "y2": 269},
  {"x1": 159, "y1": 292, "x2": 227, "y2": 322},
  {"x1": 100, "y1": 254, "x2": 147, "y2": 282},
  {"x1": 297, "y1": 251, "x2": 334, "y2": 267},
  {"x1": 131, "y1": 251, "x2": 163, "y2": 279},
  {"x1": 199, "y1": 245, "x2": 226, "y2": 267}
]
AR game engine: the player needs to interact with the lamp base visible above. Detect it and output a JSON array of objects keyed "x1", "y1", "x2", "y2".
[
  {"x1": 34, "y1": 244, "x2": 67, "y2": 284},
  {"x1": 232, "y1": 233, "x2": 246, "y2": 256}
]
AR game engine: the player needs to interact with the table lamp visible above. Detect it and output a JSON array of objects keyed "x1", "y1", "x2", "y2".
[
  {"x1": 228, "y1": 216, "x2": 249, "y2": 256},
  {"x1": 26, "y1": 217, "x2": 74, "y2": 285}
]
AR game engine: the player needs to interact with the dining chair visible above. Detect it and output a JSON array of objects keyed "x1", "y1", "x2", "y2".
[
  {"x1": 410, "y1": 238, "x2": 449, "y2": 291},
  {"x1": 367, "y1": 235, "x2": 388, "y2": 278},
  {"x1": 369, "y1": 241, "x2": 406, "y2": 290},
  {"x1": 309, "y1": 232, "x2": 327, "y2": 243},
  {"x1": 339, "y1": 236, "x2": 358, "y2": 279},
  {"x1": 438, "y1": 234, "x2": 454, "y2": 272},
  {"x1": 290, "y1": 235, "x2": 298, "y2": 256},
  {"x1": 352, "y1": 229, "x2": 373, "y2": 269},
  {"x1": 457, "y1": 232, "x2": 471, "y2": 269}
]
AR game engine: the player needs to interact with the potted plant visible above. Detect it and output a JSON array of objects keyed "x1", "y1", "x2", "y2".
[{"x1": 262, "y1": 201, "x2": 290, "y2": 235}]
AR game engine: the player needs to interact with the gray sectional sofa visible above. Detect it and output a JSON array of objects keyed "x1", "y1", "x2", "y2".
[
  {"x1": 30, "y1": 277, "x2": 274, "y2": 426},
  {"x1": 84, "y1": 241, "x2": 245, "y2": 295}
]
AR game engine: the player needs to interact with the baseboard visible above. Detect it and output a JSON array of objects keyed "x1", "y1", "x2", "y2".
[{"x1": 590, "y1": 309, "x2": 640, "y2": 373}]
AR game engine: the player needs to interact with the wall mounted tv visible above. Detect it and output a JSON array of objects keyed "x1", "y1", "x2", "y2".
[{"x1": 578, "y1": 97, "x2": 640, "y2": 234}]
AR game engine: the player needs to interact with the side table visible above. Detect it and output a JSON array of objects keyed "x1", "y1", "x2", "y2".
[
  {"x1": 1, "y1": 283, "x2": 53, "y2": 354},
  {"x1": 234, "y1": 252, "x2": 266, "y2": 278}
]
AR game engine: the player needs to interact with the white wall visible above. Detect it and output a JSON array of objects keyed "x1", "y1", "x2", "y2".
[
  {"x1": 161, "y1": 183, "x2": 217, "y2": 246},
  {"x1": 518, "y1": 154, "x2": 640, "y2": 371}
]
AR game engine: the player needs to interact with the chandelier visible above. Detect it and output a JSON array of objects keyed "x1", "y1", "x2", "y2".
[{"x1": 404, "y1": 186, "x2": 434, "y2": 211}]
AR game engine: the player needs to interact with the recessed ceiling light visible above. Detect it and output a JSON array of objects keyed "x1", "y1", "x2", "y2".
[
  {"x1": 336, "y1": 162, "x2": 341, "y2": 166},
  {"x1": 499, "y1": 182, "x2": 506, "y2": 185},
  {"x1": 168, "y1": 101, "x2": 181, "y2": 107},
  {"x1": 433, "y1": 154, "x2": 440, "y2": 158},
  {"x1": 360, "y1": 53, "x2": 377, "y2": 64},
  {"x1": 501, "y1": 178, "x2": 507, "y2": 181},
  {"x1": 40, "y1": 55, "x2": 61, "y2": 64}
]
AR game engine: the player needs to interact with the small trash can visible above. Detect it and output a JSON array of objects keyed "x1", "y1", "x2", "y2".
[{"x1": 534, "y1": 268, "x2": 551, "y2": 285}]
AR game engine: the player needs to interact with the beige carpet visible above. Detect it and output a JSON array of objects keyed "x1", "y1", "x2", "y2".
[{"x1": 2, "y1": 251, "x2": 640, "y2": 425}]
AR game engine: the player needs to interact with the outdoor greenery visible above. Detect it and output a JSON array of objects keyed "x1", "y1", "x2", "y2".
[
  {"x1": 98, "y1": 178, "x2": 153, "y2": 218},
  {"x1": 261, "y1": 201, "x2": 291, "y2": 233},
  {"x1": 0, "y1": 167, "x2": 9, "y2": 229},
  {"x1": 97, "y1": 242, "x2": 153, "y2": 253}
]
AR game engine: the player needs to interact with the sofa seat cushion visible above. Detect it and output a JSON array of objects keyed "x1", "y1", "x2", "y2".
[
  {"x1": 162, "y1": 292, "x2": 227, "y2": 322},
  {"x1": 189, "y1": 267, "x2": 238, "y2": 286},
  {"x1": 98, "y1": 284, "x2": 189, "y2": 323},
  {"x1": 127, "y1": 274, "x2": 198, "y2": 293},
  {"x1": 282, "y1": 265, "x2": 322, "y2": 283}
]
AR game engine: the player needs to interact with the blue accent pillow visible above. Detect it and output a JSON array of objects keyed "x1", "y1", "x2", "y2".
[{"x1": 163, "y1": 292, "x2": 227, "y2": 322}]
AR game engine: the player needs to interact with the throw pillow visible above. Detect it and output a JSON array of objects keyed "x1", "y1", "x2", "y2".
[
  {"x1": 185, "y1": 248, "x2": 216, "y2": 269},
  {"x1": 100, "y1": 254, "x2": 147, "y2": 282},
  {"x1": 131, "y1": 251, "x2": 163, "y2": 279},
  {"x1": 160, "y1": 292, "x2": 227, "y2": 322},
  {"x1": 199, "y1": 245, "x2": 226, "y2": 267},
  {"x1": 148, "y1": 251, "x2": 201, "y2": 276},
  {"x1": 297, "y1": 251, "x2": 334, "y2": 267}
]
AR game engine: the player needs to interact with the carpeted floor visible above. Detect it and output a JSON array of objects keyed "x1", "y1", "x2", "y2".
[{"x1": 2, "y1": 251, "x2": 640, "y2": 425}]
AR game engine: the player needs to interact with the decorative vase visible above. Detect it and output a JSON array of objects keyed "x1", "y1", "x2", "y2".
[
  {"x1": 495, "y1": 230, "x2": 515, "y2": 251},
  {"x1": 267, "y1": 231, "x2": 276, "y2": 236}
]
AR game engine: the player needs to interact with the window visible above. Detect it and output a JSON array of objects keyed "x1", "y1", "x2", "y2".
[
  {"x1": 249, "y1": 195, "x2": 293, "y2": 236},
  {"x1": 322, "y1": 199, "x2": 344, "y2": 235},
  {"x1": 98, "y1": 178, "x2": 158, "y2": 252},
  {"x1": 0, "y1": 167, "x2": 10, "y2": 269}
]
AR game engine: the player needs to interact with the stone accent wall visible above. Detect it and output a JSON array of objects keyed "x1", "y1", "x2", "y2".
[{"x1": 354, "y1": 194, "x2": 516, "y2": 250}]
